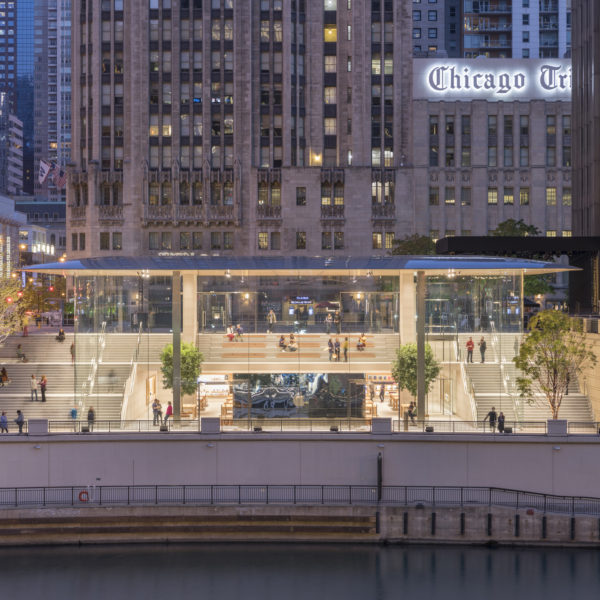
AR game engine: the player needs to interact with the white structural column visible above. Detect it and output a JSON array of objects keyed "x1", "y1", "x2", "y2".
[
  {"x1": 399, "y1": 272, "x2": 417, "y2": 344},
  {"x1": 182, "y1": 274, "x2": 198, "y2": 344}
]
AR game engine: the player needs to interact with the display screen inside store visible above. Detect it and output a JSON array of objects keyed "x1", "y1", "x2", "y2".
[{"x1": 233, "y1": 373, "x2": 366, "y2": 419}]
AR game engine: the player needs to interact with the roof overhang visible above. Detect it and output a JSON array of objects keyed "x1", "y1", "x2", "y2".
[{"x1": 23, "y1": 255, "x2": 578, "y2": 277}]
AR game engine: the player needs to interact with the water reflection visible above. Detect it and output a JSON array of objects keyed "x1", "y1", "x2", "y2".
[{"x1": 0, "y1": 544, "x2": 598, "y2": 600}]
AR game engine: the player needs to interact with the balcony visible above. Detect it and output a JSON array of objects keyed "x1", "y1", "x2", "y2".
[
  {"x1": 256, "y1": 204, "x2": 282, "y2": 220},
  {"x1": 371, "y1": 203, "x2": 396, "y2": 220},
  {"x1": 208, "y1": 205, "x2": 235, "y2": 222},
  {"x1": 320, "y1": 205, "x2": 345, "y2": 220},
  {"x1": 144, "y1": 204, "x2": 173, "y2": 223},
  {"x1": 98, "y1": 205, "x2": 123, "y2": 221},
  {"x1": 176, "y1": 204, "x2": 204, "y2": 222},
  {"x1": 69, "y1": 205, "x2": 86, "y2": 220}
]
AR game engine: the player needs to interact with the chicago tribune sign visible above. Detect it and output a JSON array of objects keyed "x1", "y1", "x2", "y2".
[{"x1": 413, "y1": 59, "x2": 571, "y2": 102}]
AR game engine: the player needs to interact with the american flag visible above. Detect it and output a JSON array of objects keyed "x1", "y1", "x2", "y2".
[
  {"x1": 38, "y1": 160, "x2": 53, "y2": 184},
  {"x1": 51, "y1": 163, "x2": 67, "y2": 189}
]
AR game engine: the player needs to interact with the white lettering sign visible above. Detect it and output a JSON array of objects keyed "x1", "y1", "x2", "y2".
[{"x1": 414, "y1": 59, "x2": 571, "y2": 102}]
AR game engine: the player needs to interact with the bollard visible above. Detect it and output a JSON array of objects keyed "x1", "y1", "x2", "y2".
[
  {"x1": 460, "y1": 512, "x2": 465, "y2": 535},
  {"x1": 514, "y1": 514, "x2": 520, "y2": 537},
  {"x1": 431, "y1": 512, "x2": 436, "y2": 536},
  {"x1": 487, "y1": 513, "x2": 492, "y2": 536},
  {"x1": 403, "y1": 511, "x2": 408, "y2": 535},
  {"x1": 542, "y1": 515, "x2": 547, "y2": 539}
]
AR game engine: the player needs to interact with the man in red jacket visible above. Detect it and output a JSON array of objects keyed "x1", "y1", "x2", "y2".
[{"x1": 466, "y1": 337, "x2": 474, "y2": 363}]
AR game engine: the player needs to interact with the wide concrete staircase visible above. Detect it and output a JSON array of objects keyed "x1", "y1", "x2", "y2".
[
  {"x1": 196, "y1": 332, "x2": 400, "y2": 374},
  {"x1": 459, "y1": 333, "x2": 594, "y2": 423}
]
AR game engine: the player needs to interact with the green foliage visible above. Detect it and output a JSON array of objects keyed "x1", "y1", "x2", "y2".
[
  {"x1": 513, "y1": 311, "x2": 597, "y2": 419},
  {"x1": 490, "y1": 219, "x2": 540, "y2": 237},
  {"x1": 0, "y1": 278, "x2": 24, "y2": 344},
  {"x1": 524, "y1": 275, "x2": 555, "y2": 297},
  {"x1": 391, "y1": 234, "x2": 436, "y2": 256},
  {"x1": 160, "y1": 343, "x2": 204, "y2": 396},
  {"x1": 391, "y1": 343, "x2": 441, "y2": 398}
]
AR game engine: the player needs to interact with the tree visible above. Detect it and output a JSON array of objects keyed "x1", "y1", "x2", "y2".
[
  {"x1": 513, "y1": 311, "x2": 597, "y2": 419},
  {"x1": 490, "y1": 219, "x2": 555, "y2": 297},
  {"x1": 160, "y1": 343, "x2": 204, "y2": 397},
  {"x1": 391, "y1": 234, "x2": 436, "y2": 255},
  {"x1": 0, "y1": 278, "x2": 24, "y2": 344},
  {"x1": 490, "y1": 219, "x2": 540, "y2": 237},
  {"x1": 391, "y1": 343, "x2": 441, "y2": 403}
]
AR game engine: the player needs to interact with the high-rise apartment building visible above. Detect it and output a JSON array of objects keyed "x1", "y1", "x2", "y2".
[
  {"x1": 572, "y1": 0, "x2": 600, "y2": 237},
  {"x1": 34, "y1": 0, "x2": 72, "y2": 202},
  {"x1": 459, "y1": 0, "x2": 571, "y2": 59}
]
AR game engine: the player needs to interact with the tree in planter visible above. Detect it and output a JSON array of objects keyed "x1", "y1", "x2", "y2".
[
  {"x1": 513, "y1": 311, "x2": 596, "y2": 420},
  {"x1": 391, "y1": 343, "x2": 441, "y2": 413},
  {"x1": 391, "y1": 234, "x2": 436, "y2": 256},
  {"x1": 160, "y1": 343, "x2": 204, "y2": 397}
]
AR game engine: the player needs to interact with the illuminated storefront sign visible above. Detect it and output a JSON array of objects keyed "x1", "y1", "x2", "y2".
[{"x1": 413, "y1": 59, "x2": 571, "y2": 102}]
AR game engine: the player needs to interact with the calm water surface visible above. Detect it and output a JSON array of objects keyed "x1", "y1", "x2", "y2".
[{"x1": 0, "y1": 544, "x2": 598, "y2": 600}]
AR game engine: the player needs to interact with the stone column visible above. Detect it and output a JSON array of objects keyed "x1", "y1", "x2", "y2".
[
  {"x1": 182, "y1": 273, "x2": 197, "y2": 344},
  {"x1": 399, "y1": 272, "x2": 417, "y2": 344}
]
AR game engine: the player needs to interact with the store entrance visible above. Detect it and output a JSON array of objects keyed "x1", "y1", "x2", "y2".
[
  {"x1": 198, "y1": 293, "x2": 230, "y2": 333},
  {"x1": 339, "y1": 292, "x2": 399, "y2": 333}
]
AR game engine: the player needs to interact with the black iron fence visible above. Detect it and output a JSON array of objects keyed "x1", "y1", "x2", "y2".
[{"x1": 1, "y1": 485, "x2": 600, "y2": 516}]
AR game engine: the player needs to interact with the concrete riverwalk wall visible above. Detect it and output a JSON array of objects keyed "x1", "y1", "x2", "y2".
[
  {"x1": 0, "y1": 505, "x2": 598, "y2": 547},
  {"x1": 0, "y1": 432, "x2": 599, "y2": 497}
]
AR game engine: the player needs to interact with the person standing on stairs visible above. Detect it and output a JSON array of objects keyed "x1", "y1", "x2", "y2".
[
  {"x1": 565, "y1": 372, "x2": 570, "y2": 396},
  {"x1": 483, "y1": 406, "x2": 497, "y2": 432},
  {"x1": 39, "y1": 375, "x2": 47, "y2": 402},
  {"x1": 0, "y1": 411, "x2": 7, "y2": 433},
  {"x1": 30, "y1": 374, "x2": 38, "y2": 402},
  {"x1": 466, "y1": 337, "x2": 474, "y2": 363},
  {"x1": 497, "y1": 412, "x2": 505, "y2": 433},
  {"x1": 479, "y1": 337, "x2": 487, "y2": 363}
]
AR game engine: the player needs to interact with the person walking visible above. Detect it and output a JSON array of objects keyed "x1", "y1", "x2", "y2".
[
  {"x1": 156, "y1": 400, "x2": 163, "y2": 425},
  {"x1": 164, "y1": 401, "x2": 173, "y2": 425},
  {"x1": 0, "y1": 366, "x2": 8, "y2": 387},
  {"x1": 14, "y1": 410, "x2": 24, "y2": 434},
  {"x1": 483, "y1": 406, "x2": 497, "y2": 432},
  {"x1": 466, "y1": 337, "x2": 474, "y2": 363},
  {"x1": 379, "y1": 385, "x2": 385, "y2": 403},
  {"x1": 267, "y1": 309, "x2": 277, "y2": 333},
  {"x1": 70, "y1": 406, "x2": 78, "y2": 432},
  {"x1": 334, "y1": 338, "x2": 341, "y2": 362},
  {"x1": 87, "y1": 406, "x2": 95, "y2": 432},
  {"x1": 22, "y1": 315, "x2": 29, "y2": 337},
  {"x1": 0, "y1": 411, "x2": 8, "y2": 433},
  {"x1": 30, "y1": 374, "x2": 38, "y2": 402},
  {"x1": 325, "y1": 313, "x2": 333, "y2": 334},
  {"x1": 497, "y1": 411, "x2": 505, "y2": 433},
  {"x1": 479, "y1": 337, "x2": 487, "y2": 363},
  {"x1": 343, "y1": 337, "x2": 349, "y2": 362},
  {"x1": 334, "y1": 311, "x2": 341, "y2": 334},
  {"x1": 39, "y1": 375, "x2": 47, "y2": 403},
  {"x1": 152, "y1": 398, "x2": 160, "y2": 425},
  {"x1": 328, "y1": 337, "x2": 334, "y2": 361},
  {"x1": 565, "y1": 372, "x2": 570, "y2": 396},
  {"x1": 407, "y1": 401, "x2": 416, "y2": 424}
]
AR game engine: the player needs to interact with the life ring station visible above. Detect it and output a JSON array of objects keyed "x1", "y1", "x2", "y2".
[{"x1": 27, "y1": 255, "x2": 574, "y2": 425}]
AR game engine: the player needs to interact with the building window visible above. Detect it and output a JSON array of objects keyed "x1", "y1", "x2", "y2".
[
  {"x1": 79, "y1": 233, "x2": 86, "y2": 251},
  {"x1": 296, "y1": 231, "x2": 307, "y2": 250},
  {"x1": 429, "y1": 187, "x2": 439, "y2": 205},
  {"x1": 461, "y1": 187, "x2": 471, "y2": 206},
  {"x1": 324, "y1": 86, "x2": 337, "y2": 104},
  {"x1": 563, "y1": 230, "x2": 572, "y2": 237},
  {"x1": 270, "y1": 232, "x2": 281, "y2": 250},
  {"x1": 321, "y1": 231, "x2": 332, "y2": 251},
  {"x1": 546, "y1": 230, "x2": 557, "y2": 237},
  {"x1": 324, "y1": 26, "x2": 337, "y2": 42},
  {"x1": 258, "y1": 232, "x2": 269, "y2": 250},
  {"x1": 161, "y1": 232, "x2": 172, "y2": 250},
  {"x1": 324, "y1": 55, "x2": 337, "y2": 73},
  {"x1": 112, "y1": 232, "x2": 122, "y2": 251},
  {"x1": 192, "y1": 232, "x2": 202, "y2": 250},
  {"x1": 372, "y1": 232, "x2": 383, "y2": 249},
  {"x1": 562, "y1": 188, "x2": 572, "y2": 206},
  {"x1": 444, "y1": 187, "x2": 455, "y2": 205},
  {"x1": 100, "y1": 232, "x2": 110, "y2": 251},
  {"x1": 180, "y1": 232, "x2": 191, "y2": 250},
  {"x1": 334, "y1": 231, "x2": 344, "y2": 250},
  {"x1": 72, "y1": 233, "x2": 78, "y2": 251},
  {"x1": 430, "y1": 229, "x2": 439, "y2": 242},
  {"x1": 149, "y1": 232, "x2": 159, "y2": 250},
  {"x1": 385, "y1": 232, "x2": 395, "y2": 249},
  {"x1": 223, "y1": 232, "x2": 233, "y2": 250},
  {"x1": 487, "y1": 188, "x2": 498, "y2": 205},
  {"x1": 503, "y1": 188, "x2": 514, "y2": 205},
  {"x1": 210, "y1": 232, "x2": 221, "y2": 250},
  {"x1": 296, "y1": 187, "x2": 306, "y2": 206},
  {"x1": 546, "y1": 187, "x2": 557, "y2": 206},
  {"x1": 519, "y1": 188, "x2": 530, "y2": 206}
]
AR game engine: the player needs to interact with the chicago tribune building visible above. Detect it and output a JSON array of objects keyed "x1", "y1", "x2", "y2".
[{"x1": 68, "y1": 0, "x2": 572, "y2": 257}]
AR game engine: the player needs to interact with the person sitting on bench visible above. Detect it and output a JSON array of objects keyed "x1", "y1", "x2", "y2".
[
  {"x1": 356, "y1": 333, "x2": 367, "y2": 351},
  {"x1": 56, "y1": 328, "x2": 65, "y2": 342},
  {"x1": 287, "y1": 338, "x2": 298, "y2": 352},
  {"x1": 278, "y1": 335, "x2": 287, "y2": 351},
  {"x1": 226, "y1": 325, "x2": 235, "y2": 342}
]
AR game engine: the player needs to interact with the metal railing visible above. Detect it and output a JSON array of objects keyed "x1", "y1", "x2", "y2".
[
  {"x1": 1, "y1": 484, "x2": 599, "y2": 516},
  {"x1": 568, "y1": 421, "x2": 600, "y2": 434},
  {"x1": 392, "y1": 419, "x2": 548, "y2": 434}
]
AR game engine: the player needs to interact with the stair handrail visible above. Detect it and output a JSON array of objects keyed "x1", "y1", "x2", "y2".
[
  {"x1": 121, "y1": 322, "x2": 144, "y2": 421},
  {"x1": 459, "y1": 361, "x2": 478, "y2": 422},
  {"x1": 87, "y1": 321, "x2": 106, "y2": 398}
]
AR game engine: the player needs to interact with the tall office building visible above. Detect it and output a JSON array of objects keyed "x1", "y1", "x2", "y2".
[
  {"x1": 34, "y1": 0, "x2": 72, "y2": 202},
  {"x1": 17, "y1": 0, "x2": 34, "y2": 193},
  {"x1": 0, "y1": 91, "x2": 23, "y2": 196},
  {"x1": 572, "y1": 0, "x2": 600, "y2": 237},
  {"x1": 68, "y1": 0, "x2": 413, "y2": 258},
  {"x1": 459, "y1": 0, "x2": 571, "y2": 59}
]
